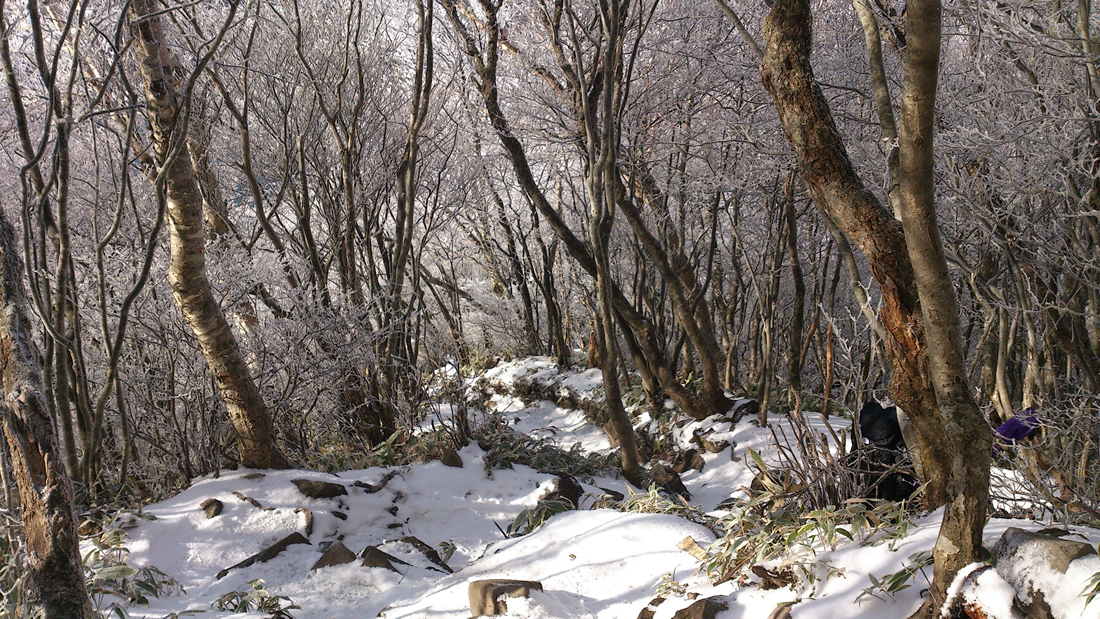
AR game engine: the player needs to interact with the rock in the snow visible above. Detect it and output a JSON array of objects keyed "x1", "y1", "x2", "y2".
[
  {"x1": 216, "y1": 532, "x2": 310, "y2": 579},
  {"x1": 767, "y1": 602, "x2": 796, "y2": 619},
  {"x1": 994, "y1": 527, "x2": 1096, "y2": 574},
  {"x1": 651, "y1": 463, "x2": 691, "y2": 500},
  {"x1": 468, "y1": 579, "x2": 544, "y2": 617},
  {"x1": 398, "y1": 535, "x2": 453, "y2": 573},
  {"x1": 200, "y1": 498, "x2": 223, "y2": 519},
  {"x1": 441, "y1": 447, "x2": 463, "y2": 468},
  {"x1": 691, "y1": 429, "x2": 729, "y2": 454},
  {"x1": 671, "y1": 596, "x2": 729, "y2": 619},
  {"x1": 292, "y1": 478, "x2": 348, "y2": 499},
  {"x1": 241, "y1": 472, "x2": 265, "y2": 481},
  {"x1": 992, "y1": 527, "x2": 1096, "y2": 619},
  {"x1": 540, "y1": 473, "x2": 584, "y2": 508},
  {"x1": 941, "y1": 564, "x2": 1024, "y2": 619},
  {"x1": 637, "y1": 596, "x2": 666, "y2": 619},
  {"x1": 672, "y1": 449, "x2": 706, "y2": 474},
  {"x1": 360, "y1": 545, "x2": 407, "y2": 573},
  {"x1": 311, "y1": 541, "x2": 356, "y2": 570}
]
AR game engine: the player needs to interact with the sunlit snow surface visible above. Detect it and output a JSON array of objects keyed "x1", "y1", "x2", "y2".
[{"x1": 101, "y1": 357, "x2": 1100, "y2": 618}]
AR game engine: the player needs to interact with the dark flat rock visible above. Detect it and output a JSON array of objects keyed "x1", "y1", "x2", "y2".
[{"x1": 292, "y1": 479, "x2": 348, "y2": 499}]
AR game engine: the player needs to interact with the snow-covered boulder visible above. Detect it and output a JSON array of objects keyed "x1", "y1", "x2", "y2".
[{"x1": 993, "y1": 527, "x2": 1100, "y2": 619}]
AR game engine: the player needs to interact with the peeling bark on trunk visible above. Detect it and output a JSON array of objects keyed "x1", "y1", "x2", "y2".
[
  {"x1": 760, "y1": 0, "x2": 948, "y2": 507},
  {"x1": 0, "y1": 208, "x2": 93, "y2": 618},
  {"x1": 759, "y1": 0, "x2": 990, "y2": 611},
  {"x1": 129, "y1": 0, "x2": 289, "y2": 470}
]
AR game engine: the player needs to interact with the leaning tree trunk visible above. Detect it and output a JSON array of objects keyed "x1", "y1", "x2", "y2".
[
  {"x1": 129, "y1": 0, "x2": 289, "y2": 469},
  {"x1": 758, "y1": 0, "x2": 989, "y2": 613},
  {"x1": 0, "y1": 208, "x2": 93, "y2": 618}
]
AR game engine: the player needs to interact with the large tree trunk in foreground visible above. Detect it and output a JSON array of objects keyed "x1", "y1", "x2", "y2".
[
  {"x1": 0, "y1": 209, "x2": 93, "y2": 618},
  {"x1": 130, "y1": 0, "x2": 289, "y2": 469},
  {"x1": 895, "y1": 1, "x2": 991, "y2": 614},
  {"x1": 758, "y1": 0, "x2": 989, "y2": 613}
]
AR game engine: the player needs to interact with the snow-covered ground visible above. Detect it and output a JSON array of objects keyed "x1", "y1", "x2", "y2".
[{"x1": 95, "y1": 357, "x2": 1100, "y2": 619}]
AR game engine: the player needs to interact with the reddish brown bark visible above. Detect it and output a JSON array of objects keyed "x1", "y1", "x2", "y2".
[{"x1": 0, "y1": 208, "x2": 93, "y2": 618}]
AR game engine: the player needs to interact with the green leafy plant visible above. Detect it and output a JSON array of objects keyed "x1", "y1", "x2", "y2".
[
  {"x1": 436, "y1": 540, "x2": 457, "y2": 563},
  {"x1": 507, "y1": 500, "x2": 572, "y2": 537},
  {"x1": 213, "y1": 579, "x2": 299, "y2": 618},
  {"x1": 655, "y1": 572, "x2": 687, "y2": 598},
  {"x1": 476, "y1": 424, "x2": 616, "y2": 481},
  {"x1": 856, "y1": 550, "x2": 933, "y2": 603},
  {"x1": 83, "y1": 528, "x2": 182, "y2": 616},
  {"x1": 700, "y1": 451, "x2": 914, "y2": 595},
  {"x1": 617, "y1": 486, "x2": 720, "y2": 534},
  {"x1": 1081, "y1": 570, "x2": 1100, "y2": 606}
]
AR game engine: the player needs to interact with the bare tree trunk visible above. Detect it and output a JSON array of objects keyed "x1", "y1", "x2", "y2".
[
  {"x1": 441, "y1": 0, "x2": 715, "y2": 420},
  {"x1": 896, "y1": 0, "x2": 990, "y2": 611},
  {"x1": 129, "y1": 0, "x2": 289, "y2": 470},
  {"x1": 758, "y1": 0, "x2": 989, "y2": 611},
  {"x1": 0, "y1": 207, "x2": 93, "y2": 618},
  {"x1": 784, "y1": 178, "x2": 806, "y2": 391},
  {"x1": 573, "y1": 0, "x2": 642, "y2": 485}
]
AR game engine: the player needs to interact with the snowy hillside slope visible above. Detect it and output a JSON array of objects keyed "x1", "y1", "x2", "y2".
[{"x1": 92, "y1": 357, "x2": 1100, "y2": 619}]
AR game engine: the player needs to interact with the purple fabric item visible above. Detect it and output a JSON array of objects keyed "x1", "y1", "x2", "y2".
[
  {"x1": 996, "y1": 409, "x2": 1039, "y2": 442},
  {"x1": 992, "y1": 409, "x2": 1039, "y2": 456}
]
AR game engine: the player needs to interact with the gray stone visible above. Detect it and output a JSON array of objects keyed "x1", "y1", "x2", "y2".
[
  {"x1": 292, "y1": 479, "x2": 348, "y2": 499},
  {"x1": 993, "y1": 527, "x2": 1096, "y2": 619},
  {"x1": 994, "y1": 527, "x2": 1096, "y2": 575},
  {"x1": 200, "y1": 498, "x2": 223, "y2": 519},
  {"x1": 671, "y1": 596, "x2": 729, "y2": 619},
  {"x1": 311, "y1": 541, "x2": 356, "y2": 570},
  {"x1": 242, "y1": 472, "x2": 266, "y2": 480},
  {"x1": 441, "y1": 447, "x2": 464, "y2": 468},
  {"x1": 468, "y1": 579, "x2": 544, "y2": 617}
]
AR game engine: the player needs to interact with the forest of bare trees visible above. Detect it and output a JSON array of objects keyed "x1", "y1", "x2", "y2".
[{"x1": 1, "y1": 0, "x2": 1099, "y2": 616}]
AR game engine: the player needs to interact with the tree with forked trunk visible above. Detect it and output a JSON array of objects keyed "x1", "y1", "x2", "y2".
[{"x1": 751, "y1": 0, "x2": 991, "y2": 613}]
